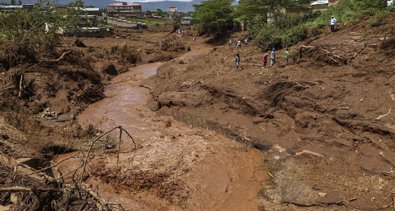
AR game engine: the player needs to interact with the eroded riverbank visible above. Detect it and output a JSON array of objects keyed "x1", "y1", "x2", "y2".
[{"x1": 54, "y1": 43, "x2": 267, "y2": 210}]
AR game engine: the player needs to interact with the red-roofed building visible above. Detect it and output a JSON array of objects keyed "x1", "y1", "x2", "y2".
[{"x1": 107, "y1": 1, "x2": 142, "y2": 17}]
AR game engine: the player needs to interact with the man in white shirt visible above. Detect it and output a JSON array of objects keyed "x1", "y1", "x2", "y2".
[{"x1": 330, "y1": 16, "x2": 337, "y2": 33}]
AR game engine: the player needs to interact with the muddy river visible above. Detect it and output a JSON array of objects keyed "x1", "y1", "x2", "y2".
[{"x1": 54, "y1": 44, "x2": 266, "y2": 210}]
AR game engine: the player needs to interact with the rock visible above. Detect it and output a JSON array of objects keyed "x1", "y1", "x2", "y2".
[
  {"x1": 158, "y1": 91, "x2": 212, "y2": 107},
  {"x1": 10, "y1": 193, "x2": 19, "y2": 204},
  {"x1": 252, "y1": 117, "x2": 266, "y2": 124},
  {"x1": 146, "y1": 100, "x2": 160, "y2": 111},
  {"x1": 316, "y1": 191, "x2": 344, "y2": 205},
  {"x1": 101, "y1": 64, "x2": 118, "y2": 76},
  {"x1": 165, "y1": 120, "x2": 172, "y2": 128},
  {"x1": 282, "y1": 183, "x2": 318, "y2": 206},
  {"x1": 40, "y1": 107, "x2": 58, "y2": 120},
  {"x1": 74, "y1": 38, "x2": 86, "y2": 48},
  {"x1": 318, "y1": 192, "x2": 327, "y2": 197}
]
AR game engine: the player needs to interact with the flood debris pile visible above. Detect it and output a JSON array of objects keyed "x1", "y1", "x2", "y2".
[
  {"x1": 0, "y1": 116, "x2": 123, "y2": 211},
  {"x1": 160, "y1": 34, "x2": 191, "y2": 53},
  {"x1": 144, "y1": 14, "x2": 395, "y2": 210}
]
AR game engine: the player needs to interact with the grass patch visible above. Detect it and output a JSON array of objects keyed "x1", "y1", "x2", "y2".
[
  {"x1": 0, "y1": 32, "x2": 4, "y2": 40},
  {"x1": 252, "y1": 0, "x2": 391, "y2": 49},
  {"x1": 127, "y1": 17, "x2": 170, "y2": 26},
  {"x1": 369, "y1": 10, "x2": 391, "y2": 27}
]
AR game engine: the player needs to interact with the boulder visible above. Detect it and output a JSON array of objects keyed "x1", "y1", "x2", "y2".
[{"x1": 101, "y1": 64, "x2": 118, "y2": 76}]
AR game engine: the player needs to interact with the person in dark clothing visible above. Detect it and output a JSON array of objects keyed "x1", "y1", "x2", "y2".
[{"x1": 235, "y1": 54, "x2": 241, "y2": 70}]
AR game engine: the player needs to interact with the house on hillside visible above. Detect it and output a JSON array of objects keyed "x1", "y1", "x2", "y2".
[
  {"x1": 310, "y1": 0, "x2": 339, "y2": 12},
  {"x1": 107, "y1": 2, "x2": 142, "y2": 18}
]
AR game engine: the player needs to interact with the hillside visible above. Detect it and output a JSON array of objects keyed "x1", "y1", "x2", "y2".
[{"x1": 144, "y1": 13, "x2": 395, "y2": 210}]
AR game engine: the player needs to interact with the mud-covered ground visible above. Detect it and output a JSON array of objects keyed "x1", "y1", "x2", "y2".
[
  {"x1": 144, "y1": 15, "x2": 395, "y2": 210},
  {"x1": 0, "y1": 29, "x2": 268, "y2": 210}
]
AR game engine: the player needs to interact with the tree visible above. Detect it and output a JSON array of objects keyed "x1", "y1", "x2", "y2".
[
  {"x1": 170, "y1": 12, "x2": 182, "y2": 32},
  {"x1": 75, "y1": 0, "x2": 84, "y2": 8},
  {"x1": 145, "y1": 10, "x2": 152, "y2": 17},
  {"x1": 0, "y1": 0, "x2": 79, "y2": 54},
  {"x1": 155, "y1": 9, "x2": 163, "y2": 17},
  {"x1": 193, "y1": 0, "x2": 234, "y2": 37},
  {"x1": 10, "y1": 0, "x2": 16, "y2": 5}
]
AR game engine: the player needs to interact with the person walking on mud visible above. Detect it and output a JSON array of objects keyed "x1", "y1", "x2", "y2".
[
  {"x1": 330, "y1": 15, "x2": 337, "y2": 32},
  {"x1": 270, "y1": 48, "x2": 276, "y2": 67},
  {"x1": 235, "y1": 54, "x2": 241, "y2": 70},
  {"x1": 237, "y1": 40, "x2": 242, "y2": 48},
  {"x1": 262, "y1": 52, "x2": 268, "y2": 67},
  {"x1": 284, "y1": 48, "x2": 289, "y2": 65}
]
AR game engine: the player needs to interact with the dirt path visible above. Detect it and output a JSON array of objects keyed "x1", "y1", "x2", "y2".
[{"x1": 54, "y1": 42, "x2": 266, "y2": 210}]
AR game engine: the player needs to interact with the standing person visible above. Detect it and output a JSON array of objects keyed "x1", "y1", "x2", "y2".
[
  {"x1": 270, "y1": 48, "x2": 276, "y2": 67},
  {"x1": 330, "y1": 15, "x2": 337, "y2": 32},
  {"x1": 244, "y1": 37, "x2": 249, "y2": 45},
  {"x1": 237, "y1": 40, "x2": 242, "y2": 48},
  {"x1": 235, "y1": 54, "x2": 241, "y2": 70},
  {"x1": 262, "y1": 52, "x2": 268, "y2": 67},
  {"x1": 284, "y1": 48, "x2": 289, "y2": 65}
]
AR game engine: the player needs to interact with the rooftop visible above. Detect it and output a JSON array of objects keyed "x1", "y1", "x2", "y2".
[
  {"x1": 108, "y1": 2, "x2": 141, "y2": 7},
  {"x1": 310, "y1": 0, "x2": 329, "y2": 6}
]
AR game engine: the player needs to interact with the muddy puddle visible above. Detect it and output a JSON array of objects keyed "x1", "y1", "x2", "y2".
[{"x1": 53, "y1": 45, "x2": 266, "y2": 210}]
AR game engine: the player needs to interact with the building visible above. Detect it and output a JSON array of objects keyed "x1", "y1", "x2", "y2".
[
  {"x1": 310, "y1": 0, "x2": 339, "y2": 12},
  {"x1": 78, "y1": 8, "x2": 102, "y2": 27},
  {"x1": 107, "y1": 2, "x2": 142, "y2": 18},
  {"x1": 81, "y1": 7, "x2": 101, "y2": 16},
  {"x1": 0, "y1": 4, "x2": 33, "y2": 13},
  {"x1": 168, "y1": 6, "x2": 177, "y2": 13},
  {"x1": 181, "y1": 16, "x2": 193, "y2": 25}
]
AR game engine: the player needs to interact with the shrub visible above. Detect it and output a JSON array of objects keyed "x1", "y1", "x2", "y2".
[
  {"x1": 369, "y1": 10, "x2": 391, "y2": 27},
  {"x1": 284, "y1": 25, "x2": 309, "y2": 46},
  {"x1": 256, "y1": 26, "x2": 283, "y2": 49}
]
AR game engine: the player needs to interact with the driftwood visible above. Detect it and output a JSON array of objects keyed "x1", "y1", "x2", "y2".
[
  {"x1": 80, "y1": 126, "x2": 137, "y2": 183},
  {"x1": 40, "y1": 51, "x2": 72, "y2": 64},
  {"x1": 18, "y1": 74, "x2": 24, "y2": 98},
  {"x1": 0, "y1": 186, "x2": 32, "y2": 192},
  {"x1": 298, "y1": 45, "x2": 348, "y2": 65},
  {"x1": 349, "y1": 44, "x2": 367, "y2": 62},
  {"x1": 0, "y1": 125, "x2": 137, "y2": 211}
]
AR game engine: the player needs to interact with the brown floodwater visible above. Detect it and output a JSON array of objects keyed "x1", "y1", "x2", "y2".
[{"x1": 54, "y1": 44, "x2": 266, "y2": 211}]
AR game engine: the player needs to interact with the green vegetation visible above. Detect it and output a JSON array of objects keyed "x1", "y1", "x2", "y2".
[
  {"x1": 239, "y1": 0, "x2": 392, "y2": 49},
  {"x1": 193, "y1": 0, "x2": 234, "y2": 37},
  {"x1": 0, "y1": 0, "x2": 79, "y2": 69},
  {"x1": 369, "y1": 9, "x2": 391, "y2": 27},
  {"x1": 0, "y1": 2, "x2": 78, "y2": 52},
  {"x1": 128, "y1": 17, "x2": 169, "y2": 26},
  {"x1": 193, "y1": 0, "x2": 392, "y2": 49}
]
